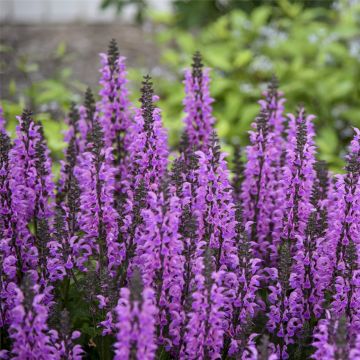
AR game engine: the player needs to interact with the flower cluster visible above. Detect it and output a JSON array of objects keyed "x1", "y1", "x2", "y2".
[{"x1": 0, "y1": 40, "x2": 359, "y2": 359}]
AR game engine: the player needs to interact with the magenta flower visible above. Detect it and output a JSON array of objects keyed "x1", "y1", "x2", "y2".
[
  {"x1": 327, "y1": 128, "x2": 360, "y2": 334},
  {"x1": 119, "y1": 75, "x2": 168, "y2": 287},
  {"x1": 0, "y1": 129, "x2": 18, "y2": 328},
  {"x1": 241, "y1": 79, "x2": 287, "y2": 264},
  {"x1": 128, "y1": 75, "x2": 168, "y2": 188},
  {"x1": 114, "y1": 269, "x2": 157, "y2": 360},
  {"x1": 75, "y1": 119, "x2": 120, "y2": 274},
  {"x1": 225, "y1": 207, "x2": 261, "y2": 357},
  {"x1": 181, "y1": 248, "x2": 227, "y2": 360},
  {"x1": 267, "y1": 107, "x2": 316, "y2": 357},
  {"x1": 183, "y1": 52, "x2": 215, "y2": 154},
  {"x1": 195, "y1": 132, "x2": 237, "y2": 271},
  {"x1": 9, "y1": 111, "x2": 55, "y2": 277},
  {"x1": 312, "y1": 311, "x2": 359, "y2": 360},
  {"x1": 98, "y1": 39, "x2": 132, "y2": 158},
  {"x1": 8, "y1": 276, "x2": 59, "y2": 359}
]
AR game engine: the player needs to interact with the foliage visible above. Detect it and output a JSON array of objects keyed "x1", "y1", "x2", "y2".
[
  {"x1": 171, "y1": 0, "x2": 334, "y2": 29},
  {"x1": 100, "y1": 0, "x2": 147, "y2": 23},
  {"x1": 100, "y1": 0, "x2": 334, "y2": 27},
  {"x1": 152, "y1": 0, "x2": 360, "y2": 170}
]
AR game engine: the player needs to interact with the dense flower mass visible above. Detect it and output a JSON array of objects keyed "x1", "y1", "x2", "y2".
[{"x1": 0, "y1": 40, "x2": 359, "y2": 359}]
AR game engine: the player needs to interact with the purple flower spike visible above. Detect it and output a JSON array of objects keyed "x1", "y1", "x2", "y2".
[
  {"x1": 9, "y1": 110, "x2": 55, "y2": 275},
  {"x1": 312, "y1": 311, "x2": 359, "y2": 360},
  {"x1": 196, "y1": 131, "x2": 237, "y2": 271},
  {"x1": 119, "y1": 76, "x2": 169, "y2": 287},
  {"x1": 297, "y1": 161, "x2": 330, "y2": 320},
  {"x1": 153, "y1": 182, "x2": 183, "y2": 346},
  {"x1": 241, "y1": 78, "x2": 287, "y2": 264},
  {"x1": 75, "y1": 116, "x2": 120, "y2": 274},
  {"x1": 267, "y1": 107, "x2": 316, "y2": 356},
  {"x1": 114, "y1": 269, "x2": 157, "y2": 360},
  {"x1": 183, "y1": 52, "x2": 215, "y2": 154},
  {"x1": 98, "y1": 40, "x2": 132, "y2": 160},
  {"x1": 0, "y1": 129, "x2": 17, "y2": 328},
  {"x1": 181, "y1": 248, "x2": 226, "y2": 360},
  {"x1": 241, "y1": 110, "x2": 270, "y2": 256},
  {"x1": 128, "y1": 75, "x2": 168, "y2": 189},
  {"x1": 327, "y1": 128, "x2": 360, "y2": 334},
  {"x1": 225, "y1": 206, "x2": 261, "y2": 357},
  {"x1": 8, "y1": 276, "x2": 60, "y2": 359}
]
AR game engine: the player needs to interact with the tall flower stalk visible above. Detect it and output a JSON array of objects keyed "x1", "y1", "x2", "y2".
[
  {"x1": 183, "y1": 52, "x2": 215, "y2": 154},
  {"x1": 267, "y1": 107, "x2": 316, "y2": 359},
  {"x1": 98, "y1": 39, "x2": 132, "y2": 192}
]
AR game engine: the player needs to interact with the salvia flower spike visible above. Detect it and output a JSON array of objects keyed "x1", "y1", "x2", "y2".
[{"x1": 183, "y1": 51, "x2": 215, "y2": 154}]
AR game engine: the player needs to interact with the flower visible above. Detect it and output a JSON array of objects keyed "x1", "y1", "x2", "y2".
[
  {"x1": 8, "y1": 276, "x2": 59, "y2": 359},
  {"x1": 114, "y1": 269, "x2": 157, "y2": 360},
  {"x1": 183, "y1": 52, "x2": 215, "y2": 154}
]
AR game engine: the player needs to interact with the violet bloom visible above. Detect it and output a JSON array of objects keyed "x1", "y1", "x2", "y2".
[
  {"x1": 268, "y1": 107, "x2": 316, "y2": 356},
  {"x1": 257, "y1": 79, "x2": 287, "y2": 264},
  {"x1": 134, "y1": 189, "x2": 164, "y2": 288},
  {"x1": 75, "y1": 118, "x2": 120, "y2": 275},
  {"x1": 98, "y1": 39, "x2": 132, "y2": 166},
  {"x1": 130, "y1": 179, "x2": 181, "y2": 345},
  {"x1": 183, "y1": 52, "x2": 215, "y2": 154},
  {"x1": 153, "y1": 182, "x2": 183, "y2": 347},
  {"x1": 181, "y1": 248, "x2": 226, "y2": 360},
  {"x1": 55, "y1": 104, "x2": 91, "y2": 274},
  {"x1": 281, "y1": 107, "x2": 316, "y2": 247},
  {"x1": 120, "y1": 76, "x2": 168, "y2": 284},
  {"x1": 47, "y1": 206, "x2": 80, "y2": 281},
  {"x1": 195, "y1": 131, "x2": 237, "y2": 271},
  {"x1": 56, "y1": 104, "x2": 92, "y2": 274},
  {"x1": 176, "y1": 204, "x2": 198, "y2": 356},
  {"x1": 8, "y1": 276, "x2": 60, "y2": 359},
  {"x1": 225, "y1": 207, "x2": 261, "y2": 357},
  {"x1": 241, "y1": 110, "x2": 269, "y2": 257},
  {"x1": 241, "y1": 79, "x2": 287, "y2": 263},
  {"x1": 328, "y1": 128, "x2": 360, "y2": 334},
  {"x1": 299, "y1": 161, "x2": 330, "y2": 320},
  {"x1": 9, "y1": 111, "x2": 54, "y2": 274},
  {"x1": 114, "y1": 269, "x2": 157, "y2": 360},
  {"x1": 0, "y1": 129, "x2": 18, "y2": 328},
  {"x1": 128, "y1": 75, "x2": 168, "y2": 189},
  {"x1": 312, "y1": 311, "x2": 359, "y2": 360}
]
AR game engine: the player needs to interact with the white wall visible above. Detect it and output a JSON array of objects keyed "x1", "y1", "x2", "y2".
[{"x1": 0, "y1": 0, "x2": 171, "y2": 24}]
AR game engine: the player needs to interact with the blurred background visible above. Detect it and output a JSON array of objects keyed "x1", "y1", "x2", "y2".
[{"x1": 0, "y1": 0, "x2": 359, "y2": 171}]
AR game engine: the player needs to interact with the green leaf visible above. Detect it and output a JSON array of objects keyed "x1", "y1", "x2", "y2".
[
  {"x1": 8, "y1": 79, "x2": 17, "y2": 97},
  {"x1": 251, "y1": 6, "x2": 271, "y2": 29},
  {"x1": 317, "y1": 127, "x2": 338, "y2": 155},
  {"x1": 55, "y1": 41, "x2": 67, "y2": 58},
  {"x1": 233, "y1": 50, "x2": 253, "y2": 68}
]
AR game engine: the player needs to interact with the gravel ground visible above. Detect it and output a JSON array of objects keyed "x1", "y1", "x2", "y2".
[{"x1": 0, "y1": 23, "x2": 160, "y2": 99}]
